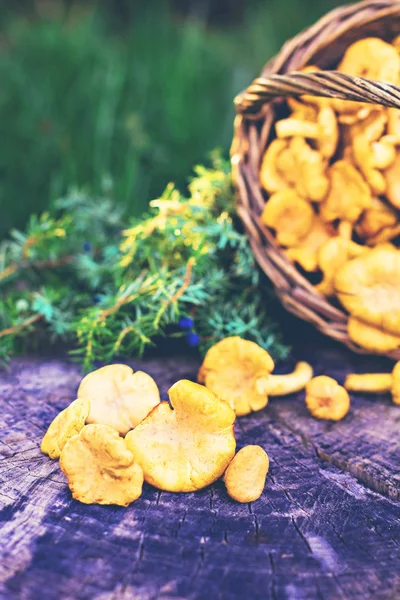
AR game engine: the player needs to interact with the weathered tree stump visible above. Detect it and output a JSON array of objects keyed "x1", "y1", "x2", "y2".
[{"x1": 1, "y1": 339, "x2": 399, "y2": 599}]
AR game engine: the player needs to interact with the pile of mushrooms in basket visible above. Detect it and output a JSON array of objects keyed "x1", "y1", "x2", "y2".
[{"x1": 242, "y1": 35, "x2": 400, "y2": 356}]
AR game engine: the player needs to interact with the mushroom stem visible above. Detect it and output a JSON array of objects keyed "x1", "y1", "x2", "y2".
[
  {"x1": 338, "y1": 220, "x2": 352, "y2": 240},
  {"x1": 344, "y1": 373, "x2": 392, "y2": 393},
  {"x1": 258, "y1": 362, "x2": 313, "y2": 396}
]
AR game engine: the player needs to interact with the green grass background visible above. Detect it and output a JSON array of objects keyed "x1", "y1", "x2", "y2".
[{"x1": 0, "y1": 0, "x2": 347, "y2": 237}]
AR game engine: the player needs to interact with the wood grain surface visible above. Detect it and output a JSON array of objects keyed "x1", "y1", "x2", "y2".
[{"x1": 1, "y1": 339, "x2": 399, "y2": 600}]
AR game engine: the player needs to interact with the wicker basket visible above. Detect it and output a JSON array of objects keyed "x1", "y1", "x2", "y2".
[{"x1": 232, "y1": 0, "x2": 400, "y2": 358}]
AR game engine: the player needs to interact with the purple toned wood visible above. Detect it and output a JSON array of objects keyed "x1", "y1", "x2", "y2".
[{"x1": 0, "y1": 341, "x2": 399, "y2": 599}]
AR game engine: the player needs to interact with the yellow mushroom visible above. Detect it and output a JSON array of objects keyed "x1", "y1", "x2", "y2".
[
  {"x1": 41, "y1": 398, "x2": 90, "y2": 460},
  {"x1": 78, "y1": 364, "x2": 160, "y2": 436},
  {"x1": 285, "y1": 217, "x2": 334, "y2": 272},
  {"x1": 317, "y1": 105, "x2": 339, "y2": 159},
  {"x1": 261, "y1": 189, "x2": 314, "y2": 247},
  {"x1": 259, "y1": 139, "x2": 289, "y2": 194},
  {"x1": 345, "y1": 362, "x2": 400, "y2": 405},
  {"x1": 125, "y1": 380, "x2": 236, "y2": 492},
  {"x1": 371, "y1": 137, "x2": 396, "y2": 169},
  {"x1": 335, "y1": 244, "x2": 400, "y2": 336},
  {"x1": 224, "y1": 445, "x2": 269, "y2": 503},
  {"x1": 275, "y1": 118, "x2": 319, "y2": 139},
  {"x1": 347, "y1": 317, "x2": 400, "y2": 353},
  {"x1": 258, "y1": 361, "x2": 313, "y2": 396},
  {"x1": 366, "y1": 223, "x2": 400, "y2": 246},
  {"x1": 276, "y1": 137, "x2": 329, "y2": 202},
  {"x1": 305, "y1": 376, "x2": 350, "y2": 421},
  {"x1": 387, "y1": 107, "x2": 400, "y2": 140},
  {"x1": 384, "y1": 151, "x2": 400, "y2": 209},
  {"x1": 333, "y1": 38, "x2": 400, "y2": 114},
  {"x1": 316, "y1": 237, "x2": 367, "y2": 297},
  {"x1": 287, "y1": 97, "x2": 318, "y2": 121},
  {"x1": 197, "y1": 336, "x2": 274, "y2": 416},
  {"x1": 355, "y1": 197, "x2": 397, "y2": 243},
  {"x1": 320, "y1": 160, "x2": 372, "y2": 225},
  {"x1": 60, "y1": 424, "x2": 144, "y2": 506}
]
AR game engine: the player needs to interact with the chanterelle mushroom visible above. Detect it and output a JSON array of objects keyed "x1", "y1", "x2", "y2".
[
  {"x1": 125, "y1": 380, "x2": 236, "y2": 492},
  {"x1": 285, "y1": 217, "x2": 334, "y2": 272},
  {"x1": 345, "y1": 362, "x2": 400, "y2": 405},
  {"x1": 261, "y1": 189, "x2": 314, "y2": 247},
  {"x1": 41, "y1": 397, "x2": 90, "y2": 460},
  {"x1": 347, "y1": 317, "x2": 400, "y2": 354},
  {"x1": 334, "y1": 245, "x2": 400, "y2": 336},
  {"x1": 60, "y1": 424, "x2": 144, "y2": 506},
  {"x1": 197, "y1": 336, "x2": 274, "y2": 416},
  {"x1": 259, "y1": 139, "x2": 289, "y2": 194},
  {"x1": 224, "y1": 445, "x2": 269, "y2": 503},
  {"x1": 305, "y1": 376, "x2": 350, "y2": 421},
  {"x1": 78, "y1": 364, "x2": 160, "y2": 436},
  {"x1": 259, "y1": 362, "x2": 313, "y2": 396},
  {"x1": 316, "y1": 237, "x2": 367, "y2": 298}
]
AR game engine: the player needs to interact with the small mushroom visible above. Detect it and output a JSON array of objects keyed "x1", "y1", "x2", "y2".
[
  {"x1": 347, "y1": 316, "x2": 400, "y2": 353},
  {"x1": 260, "y1": 139, "x2": 289, "y2": 194},
  {"x1": 224, "y1": 445, "x2": 269, "y2": 503},
  {"x1": 334, "y1": 244, "x2": 400, "y2": 336},
  {"x1": 305, "y1": 376, "x2": 350, "y2": 421},
  {"x1": 277, "y1": 137, "x2": 329, "y2": 202},
  {"x1": 317, "y1": 105, "x2": 339, "y2": 159},
  {"x1": 41, "y1": 398, "x2": 90, "y2": 460},
  {"x1": 125, "y1": 380, "x2": 236, "y2": 492},
  {"x1": 275, "y1": 118, "x2": 319, "y2": 139},
  {"x1": 371, "y1": 137, "x2": 396, "y2": 169},
  {"x1": 387, "y1": 107, "x2": 400, "y2": 140},
  {"x1": 261, "y1": 189, "x2": 314, "y2": 247},
  {"x1": 320, "y1": 160, "x2": 372, "y2": 225},
  {"x1": 258, "y1": 361, "x2": 313, "y2": 396},
  {"x1": 345, "y1": 362, "x2": 400, "y2": 405},
  {"x1": 287, "y1": 97, "x2": 318, "y2": 121},
  {"x1": 60, "y1": 424, "x2": 144, "y2": 506},
  {"x1": 316, "y1": 237, "x2": 367, "y2": 297},
  {"x1": 366, "y1": 223, "x2": 400, "y2": 246},
  {"x1": 198, "y1": 336, "x2": 274, "y2": 416},
  {"x1": 78, "y1": 364, "x2": 160, "y2": 436},
  {"x1": 285, "y1": 217, "x2": 334, "y2": 272}
]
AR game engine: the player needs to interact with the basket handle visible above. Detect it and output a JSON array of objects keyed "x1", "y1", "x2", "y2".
[{"x1": 234, "y1": 70, "x2": 400, "y2": 118}]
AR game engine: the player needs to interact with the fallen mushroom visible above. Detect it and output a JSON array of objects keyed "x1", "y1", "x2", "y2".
[
  {"x1": 224, "y1": 445, "x2": 269, "y2": 503},
  {"x1": 78, "y1": 364, "x2": 160, "y2": 436},
  {"x1": 258, "y1": 361, "x2": 313, "y2": 396},
  {"x1": 60, "y1": 424, "x2": 144, "y2": 506},
  {"x1": 259, "y1": 138, "x2": 289, "y2": 194},
  {"x1": 334, "y1": 244, "x2": 400, "y2": 336},
  {"x1": 305, "y1": 376, "x2": 350, "y2": 421},
  {"x1": 197, "y1": 336, "x2": 274, "y2": 416},
  {"x1": 345, "y1": 363, "x2": 400, "y2": 405},
  {"x1": 41, "y1": 397, "x2": 90, "y2": 460},
  {"x1": 261, "y1": 189, "x2": 314, "y2": 247},
  {"x1": 285, "y1": 217, "x2": 334, "y2": 272},
  {"x1": 125, "y1": 380, "x2": 236, "y2": 492},
  {"x1": 347, "y1": 317, "x2": 400, "y2": 353}
]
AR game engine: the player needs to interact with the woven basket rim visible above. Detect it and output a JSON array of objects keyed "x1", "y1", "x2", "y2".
[{"x1": 232, "y1": 0, "x2": 400, "y2": 360}]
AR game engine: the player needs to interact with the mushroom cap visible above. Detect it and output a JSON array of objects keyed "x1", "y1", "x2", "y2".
[
  {"x1": 60, "y1": 424, "x2": 143, "y2": 506},
  {"x1": 224, "y1": 445, "x2": 269, "y2": 503},
  {"x1": 320, "y1": 160, "x2": 372, "y2": 223},
  {"x1": 259, "y1": 139, "x2": 289, "y2": 194},
  {"x1": 41, "y1": 397, "x2": 90, "y2": 460},
  {"x1": 335, "y1": 245, "x2": 400, "y2": 336},
  {"x1": 347, "y1": 317, "x2": 400, "y2": 353},
  {"x1": 277, "y1": 137, "x2": 329, "y2": 202},
  {"x1": 356, "y1": 197, "x2": 397, "y2": 241},
  {"x1": 286, "y1": 216, "x2": 334, "y2": 272},
  {"x1": 317, "y1": 105, "x2": 339, "y2": 159},
  {"x1": 338, "y1": 38, "x2": 400, "y2": 86},
  {"x1": 316, "y1": 237, "x2": 367, "y2": 297},
  {"x1": 78, "y1": 364, "x2": 160, "y2": 436},
  {"x1": 197, "y1": 336, "x2": 275, "y2": 416},
  {"x1": 261, "y1": 189, "x2": 314, "y2": 247},
  {"x1": 126, "y1": 380, "x2": 236, "y2": 492},
  {"x1": 305, "y1": 376, "x2": 350, "y2": 421}
]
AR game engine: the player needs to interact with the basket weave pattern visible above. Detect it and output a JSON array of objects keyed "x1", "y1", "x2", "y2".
[{"x1": 232, "y1": 0, "x2": 400, "y2": 358}]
